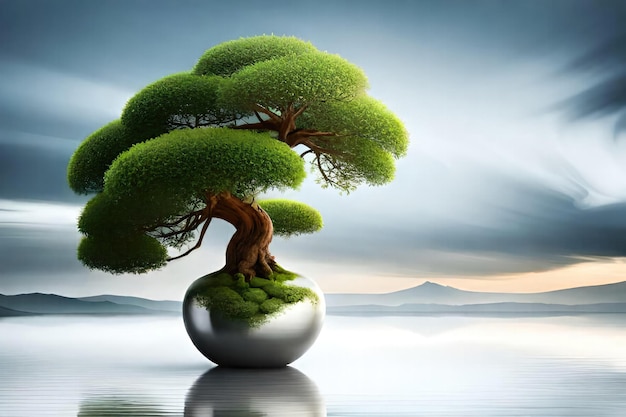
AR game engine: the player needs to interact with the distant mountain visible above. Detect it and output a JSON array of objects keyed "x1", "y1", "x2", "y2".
[
  {"x1": 0, "y1": 305, "x2": 34, "y2": 317},
  {"x1": 325, "y1": 280, "x2": 626, "y2": 307},
  {"x1": 78, "y1": 295, "x2": 182, "y2": 313},
  {"x1": 3, "y1": 280, "x2": 626, "y2": 317},
  {"x1": 537, "y1": 281, "x2": 626, "y2": 304},
  {"x1": 327, "y1": 302, "x2": 626, "y2": 316},
  {"x1": 0, "y1": 293, "x2": 180, "y2": 315}
]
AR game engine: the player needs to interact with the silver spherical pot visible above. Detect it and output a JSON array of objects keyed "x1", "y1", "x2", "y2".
[{"x1": 183, "y1": 272, "x2": 325, "y2": 368}]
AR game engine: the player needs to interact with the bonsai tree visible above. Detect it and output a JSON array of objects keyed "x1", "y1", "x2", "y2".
[{"x1": 68, "y1": 35, "x2": 408, "y2": 322}]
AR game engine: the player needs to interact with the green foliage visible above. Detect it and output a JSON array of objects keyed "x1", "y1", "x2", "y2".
[
  {"x1": 77, "y1": 185, "x2": 191, "y2": 249},
  {"x1": 77, "y1": 192, "x2": 172, "y2": 274},
  {"x1": 78, "y1": 192, "x2": 132, "y2": 236},
  {"x1": 68, "y1": 35, "x2": 409, "y2": 278},
  {"x1": 221, "y1": 52, "x2": 368, "y2": 112},
  {"x1": 193, "y1": 35, "x2": 318, "y2": 77},
  {"x1": 296, "y1": 95, "x2": 408, "y2": 191},
  {"x1": 313, "y1": 135, "x2": 396, "y2": 192},
  {"x1": 78, "y1": 233, "x2": 167, "y2": 274},
  {"x1": 75, "y1": 128, "x2": 308, "y2": 274},
  {"x1": 192, "y1": 270, "x2": 317, "y2": 327},
  {"x1": 121, "y1": 72, "x2": 232, "y2": 140},
  {"x1": 299, "y1": 95, "x2": 409, "y2": 157},
  {"x1": 259, "y1": 199, "x2": 323, "y2": 237},
  {"x1": 104, "y1": 128, "x2": 306, "y2": 205},
  {"x1": 67, "y1": 120, "x2": 140, "y2": 194}
]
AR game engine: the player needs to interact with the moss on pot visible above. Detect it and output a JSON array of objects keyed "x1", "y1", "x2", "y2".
[{"x1": 191, "y1": 267, "x2": 318, "y2": 327}]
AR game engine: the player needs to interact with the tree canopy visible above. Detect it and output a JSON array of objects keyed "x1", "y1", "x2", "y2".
[
  {"x1": 68, "y1": 35, "x2": 408, "y2": 278},
  {"x1": 193, "y1": 36, "x2": 318, "y2": 77}
]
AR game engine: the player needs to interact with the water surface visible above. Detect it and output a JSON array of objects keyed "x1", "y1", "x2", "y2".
[{"x1": 1, "y1": 314, "x2": 625, "y2": 416}]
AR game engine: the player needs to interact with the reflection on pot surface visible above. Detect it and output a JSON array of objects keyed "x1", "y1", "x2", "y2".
[
  {"x1": 184, "y1": 366, "x2": 325, "y2": 417},
  {"x1": 184, "y1": 274, "x2": 325, "y2": 367}
]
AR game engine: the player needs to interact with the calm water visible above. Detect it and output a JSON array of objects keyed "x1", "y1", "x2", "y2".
[{"x1": 1, "y1": 313, "x2": 626, "y2": 416}]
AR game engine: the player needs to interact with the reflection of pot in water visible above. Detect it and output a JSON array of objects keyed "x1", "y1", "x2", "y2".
[{"x1": 184, "y1": 366, "x2": 326, "y2": 417}]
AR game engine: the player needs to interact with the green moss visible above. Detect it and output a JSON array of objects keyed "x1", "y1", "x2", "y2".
[
  {"x1": 242, "y1": 288, "x2": 268, "y2": 304},
  {"x1": 262, "y1": 283, "x2": 285, "y2": 299},
  {"x1": 191, "y1": 269, "x2": 317, "y2": 327},
  {"x1": 196, "y1": 287, "x2": 260, "y2": 320},
  {"x1": 260, "y1": 298, "x2": 285, "y2": 314}
]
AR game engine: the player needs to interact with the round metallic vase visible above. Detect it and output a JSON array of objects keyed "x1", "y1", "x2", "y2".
[{"x1": 183, "y1": 274, "x2": 325, "y2": 368}]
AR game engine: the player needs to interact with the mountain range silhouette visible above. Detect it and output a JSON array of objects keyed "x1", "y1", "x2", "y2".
[
  {"x1": 0, "y1": 293, "x2": 180, "y2": 316},
  {"x1": 325, "y1": 280, "x2": 626, "y2": 306},
  {"x1": 2, "y1": 280, "x2": 626, "y2": 316}
]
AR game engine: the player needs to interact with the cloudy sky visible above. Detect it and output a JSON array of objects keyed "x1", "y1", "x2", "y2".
[{"x1": 2, "y1": 0, "x2": 626, "y2": 299}]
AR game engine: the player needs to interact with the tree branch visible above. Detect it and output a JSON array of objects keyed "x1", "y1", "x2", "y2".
[
  {"x1": 153, "y1": 215, "x2": 204, "y2": 238},
  {"x1": 293, "y1": 103, "x2": 309, "y2": 118},
  {"x1": 157, "y1": 209, "x2": 203, "y2": 228},
  {"x1": 168, "y1": 120, "x2": 195, "y2": 129},
  {"x1": 231, "y1": 121, "x2": 273, "y2": 130},
  {"x1": 166, "y1": 216, "x2": 212, "y2": 261},
  {"x1": 300, "y1": 149, "x2": 314, "y2": 158},
  {"x1": 314, "y1": 153, "x2": 345, "y2": 189},
  {"x1": 300, "y1": 138, "x2": 343, "y2": 156},
  {"x1": 252, "y1": 104, "x2": 281, "y2": 122},
  {"x1": 286, "y1": 129, "x2": 339, "y2": 147},
  {"x1": 315, "y1": 153, "x2": 333, "y2": 185}
]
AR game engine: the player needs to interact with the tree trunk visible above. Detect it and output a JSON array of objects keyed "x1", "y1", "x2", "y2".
[{"x1": 211, "y1": 192, "x2": 276, "y2": 280}]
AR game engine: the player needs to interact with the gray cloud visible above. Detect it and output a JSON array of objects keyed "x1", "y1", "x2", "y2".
[
  {"x1": 561, "y1": 33, "x2": 626, "y2": 137},
  {"x1": 2, "y1": 174, "x2": 626, "y2": 294},
  {"x1": 2, "y1": 0, "x2": 623, "y2": 87},
  {"x1": 0, "y1": 225, "x2": 81, "y2": 276},
  {"x1": 2, "y1": 0, "x2": 626, "y2": 295},
  {"x1": 0, "y1": 132, "x2": 86, "y2": 203},
  {"x1": 270, "y1": 172, "x2": 626, "y2": 277}
]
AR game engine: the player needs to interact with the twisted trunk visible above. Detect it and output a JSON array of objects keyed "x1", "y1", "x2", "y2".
[
  {"x1": 186, "y1": 104, "x2": 330, "y2": 278},
  {"x1": 211, "y1": 192, "x2": 276, "y2": 280}
]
